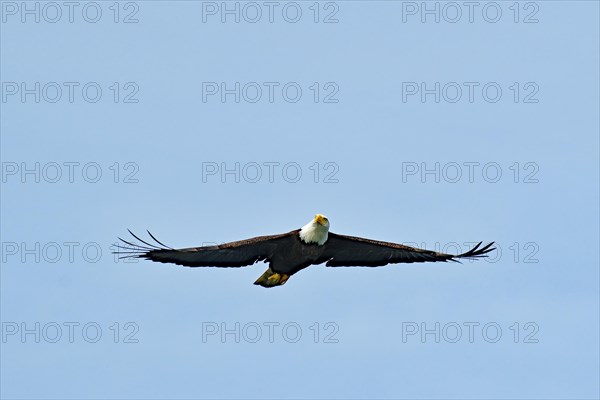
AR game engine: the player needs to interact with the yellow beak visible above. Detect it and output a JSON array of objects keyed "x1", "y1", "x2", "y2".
[{"x1": 314, "y1": 214, "x2": 326, "y2": 226}]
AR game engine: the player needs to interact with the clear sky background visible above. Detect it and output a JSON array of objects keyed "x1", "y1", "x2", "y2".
[{"x1": 1, "y1": 1, "x2": 599, "y2": 399}]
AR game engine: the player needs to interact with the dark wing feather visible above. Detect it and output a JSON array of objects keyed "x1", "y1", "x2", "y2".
[
  {"x1": 323, "y1": 233, "x2": 495, "y2": 267},
  {"x1": 113, "y1": 230, "x2": 299, "y2": 268}
]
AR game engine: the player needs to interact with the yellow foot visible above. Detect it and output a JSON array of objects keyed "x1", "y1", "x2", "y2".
[{"x1": 254, "y1": 270, "x2": 290, "y2": 287}]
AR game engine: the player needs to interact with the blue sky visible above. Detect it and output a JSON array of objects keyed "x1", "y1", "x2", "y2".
[{"x1": 1, "y1": 1, "x2": 599, "y2": 399}]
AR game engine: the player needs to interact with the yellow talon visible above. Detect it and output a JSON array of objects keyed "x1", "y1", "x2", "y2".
[
  {"x1": 267, "y1": 273, "x2": 281, "y2": 282},
  {"x1": 254, "y1": 269, "x2": 290, "y2": 287}
]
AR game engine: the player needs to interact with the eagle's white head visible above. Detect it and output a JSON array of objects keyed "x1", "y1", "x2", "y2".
[{"x1": 299, "y1": 214, "x2": 330, "y2": 245}]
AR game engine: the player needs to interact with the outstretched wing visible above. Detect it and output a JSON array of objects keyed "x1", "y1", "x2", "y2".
[
  {"x1": 113, "y1": 229, "x2": 299, "y2": 268},
  {"x1": 322, "y1": 233, "x2": 495, "y2": 267}
]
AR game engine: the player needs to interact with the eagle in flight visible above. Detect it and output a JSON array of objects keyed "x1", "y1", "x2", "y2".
[{"x1": 114, "y1": 214, "x2": 495, "y2": 288}]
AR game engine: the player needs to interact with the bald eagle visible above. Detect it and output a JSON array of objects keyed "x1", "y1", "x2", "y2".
[{"x1": 114, "y1": 214, "x2": 495, "y2": 288}]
